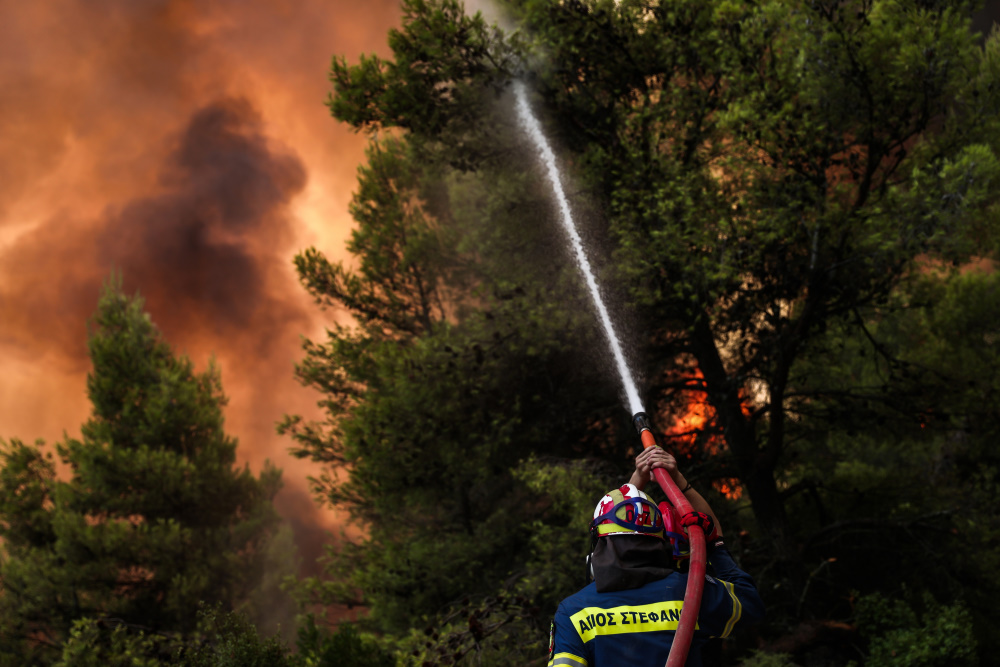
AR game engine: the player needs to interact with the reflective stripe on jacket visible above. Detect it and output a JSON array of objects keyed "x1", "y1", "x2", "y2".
[{"x1": 547, "y1": 547, "x2": 763, "y2": 667}]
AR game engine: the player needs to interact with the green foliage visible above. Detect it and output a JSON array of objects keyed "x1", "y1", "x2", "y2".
[
  {"x1": 380, "y1": 458, "x2": 607, "y2": 666},
  {"x1": 284, "y1": 290, "x2": 619, "y2": 632},
  {"x1": 0, "y1": 438, "x2": 55, "y2": 548},
  {"x1": 52, "y1": 619, "x2": 170, "y2": 667},
  {"x1": 393, "y1": 592, "x2": 543, "y2": 666},
  {"x1": 510, "y1": 457, "x2": 608, "y2": 611},
  {"x1": 504, "y1": 0, "x2": 1000, "y2": 566},
  {"x1": 295, "y1": 138, "x2": 461, "y2": 339},
  {"x1": 784, "y1": 267, "x2": 1000, "y2": 647},
  {"x1": 328, "y1": 0, "x2": 519, "y2": 169},
  {"x1": 244, "y1": 522, "x2": 301, "y2": 640},
  {"x1": 48, "y1": 608, "x2": 296, "y2": 667},
  {"x1": 737, "y1": 649, "x2": 798, "y2": 667},
  {"x1": 295, "y1": 616, "x2": 395, "y2": 667},
  {"x1": 856, "y1": 592, "x2": 977, "y2": 667},
  {"x1": 286, "y1": 75, "x2": 628, "y2": 637},
  {"x1": 0, "y1": 280, "x2": 283, "y2": 662},
  {"x1": 295, "y1": 0, "x2": 1000, "y2": 658},
  {"x1": 181, "y1": 606, "x2": 293, "y2": 667}
]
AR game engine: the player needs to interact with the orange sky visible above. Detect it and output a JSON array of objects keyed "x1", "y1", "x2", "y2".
[{"x1": 0, "y1": 0, "x2": 401, "y2": 566}]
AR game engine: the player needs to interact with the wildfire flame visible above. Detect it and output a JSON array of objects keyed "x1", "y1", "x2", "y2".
[{"x1": 662, "y1": 369, "x2": 744, "y2": 500}]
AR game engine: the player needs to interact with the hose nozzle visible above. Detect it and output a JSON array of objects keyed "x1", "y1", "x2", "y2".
[{"x1": 632, "y1": 411, "x2": 652, "y2": 436}]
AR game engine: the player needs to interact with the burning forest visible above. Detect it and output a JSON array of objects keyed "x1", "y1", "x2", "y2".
[{"x1": 2, "y1": 0, "x2": 1000, "y2": 665}]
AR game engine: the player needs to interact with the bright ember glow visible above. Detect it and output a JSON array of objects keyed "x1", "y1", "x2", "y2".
[{"x1": 662, "y1": 369, "x2": 745, "y2": 500}]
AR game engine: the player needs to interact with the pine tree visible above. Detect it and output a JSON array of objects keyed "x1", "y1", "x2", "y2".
[
  {"x1": 291, "y1": 0, "x2": 1000, "y2": 659},
  {"x1": 0, "y1": 280, "x2": 282, "y2": 664}
]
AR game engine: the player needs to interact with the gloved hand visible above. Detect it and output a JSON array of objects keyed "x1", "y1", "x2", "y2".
[
  {"x1": 680, "y1": 511, "x2": 716, "y2": 540},
  {"x1": 680, "y1": 511, "x2": 725, "y2": 551}
]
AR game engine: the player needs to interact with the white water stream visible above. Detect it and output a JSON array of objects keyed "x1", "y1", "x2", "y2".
[{"x1": 513, "y1": 81, "x2": 645, "y2": 416}]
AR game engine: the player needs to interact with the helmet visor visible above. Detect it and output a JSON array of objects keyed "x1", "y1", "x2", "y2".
[{"x1": 591, "y1": 497, "x2": 665, "y2": 538}]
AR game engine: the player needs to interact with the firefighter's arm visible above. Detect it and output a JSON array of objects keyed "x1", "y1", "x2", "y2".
[
  {"x1": 547, "y1": 604, "x2": 588, "y2": 667},
  {"x1": 698, "y1": 546, "x2": 766, "y2": 636},
  {"x1": 629, "y1": 446, "x2": 723, "y2": 537}
]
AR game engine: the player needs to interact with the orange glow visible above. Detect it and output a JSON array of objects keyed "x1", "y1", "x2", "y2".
[
  {"x1": 662, "y1": 369, "x2": 720, "y2": 454},
  {"x1": 0, "y1": 0, "x2": 400, "y2": 566},
  {"x1": 662, "y1": 369, "x2": 745, "y2": 500},
  {"x1": 712, "y1": 478, "x2": 743, "y2": 501}
]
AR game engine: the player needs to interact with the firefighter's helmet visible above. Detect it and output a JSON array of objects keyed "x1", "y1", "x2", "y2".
[{"x1": 590, "y1": 484, "x2": 665, "y2": 539}]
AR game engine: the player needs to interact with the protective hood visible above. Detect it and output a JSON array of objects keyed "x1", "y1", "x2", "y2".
[{"x1": 592, "y1": 534, "x2": 673, "y2": 593}]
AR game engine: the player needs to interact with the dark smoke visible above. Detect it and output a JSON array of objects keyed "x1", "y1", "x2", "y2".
[
  {"x1": 99, "y1": 96, "x2": 309, "y2": 349},
  {"x1": 273, "y1": 486, "x2": 345, "y2": 578},
  {"x1": 0, "y1": 94, "x2": 323, "y2": 571},
  {"x1": 0, "y1": 0, "x2": 404, "y2": 581},
  {"x1": 0, "y1": 96, "x2": 308, "y2": 364}
]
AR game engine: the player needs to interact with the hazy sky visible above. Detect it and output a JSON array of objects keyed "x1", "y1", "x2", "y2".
[{"x1": 0, "y1": 0, "x2": 401, "y2": 566}]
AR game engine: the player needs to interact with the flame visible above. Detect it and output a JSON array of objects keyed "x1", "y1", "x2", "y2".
[
  {"x1": 712, "y1": 478, "x2": 743, "y2": 500},
  {"x1": 662, "y1": 371, "x2": 717, "y2": 454},
  {"x1": 662, "y1": 368, "x2": 744, "y2": 500}
]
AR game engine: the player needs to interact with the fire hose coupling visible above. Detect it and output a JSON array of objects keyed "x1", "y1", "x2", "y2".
[{"x1": 632, "y1": 411, "x2": 653, "y2": 437}]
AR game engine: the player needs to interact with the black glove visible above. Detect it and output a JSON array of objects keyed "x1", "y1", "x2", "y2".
[{"x1": 680, "y1": 511, "x2": 715, "y2": 539}]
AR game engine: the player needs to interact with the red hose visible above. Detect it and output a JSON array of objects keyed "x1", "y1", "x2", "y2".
[{"x1": 639, "y1": 429, "x2": 706, "y2": 667}]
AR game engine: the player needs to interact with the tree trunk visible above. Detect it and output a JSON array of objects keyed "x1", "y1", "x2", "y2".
[{"x1": 688, "y1": 314, "x2": 799, "y2": 563}]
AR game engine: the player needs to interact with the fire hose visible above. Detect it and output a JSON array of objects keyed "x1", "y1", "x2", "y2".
[
  {"x1": 632, "y1": 412, "x2": 707, "y2": 667},
  {"x1": 512, "y1": 82, "x2": 707, "y2": 665}
]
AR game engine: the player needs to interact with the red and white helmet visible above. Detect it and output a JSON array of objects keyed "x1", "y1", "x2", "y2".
[{"x1": 591, "y1": 484, "x2": 665, "y2": 539}]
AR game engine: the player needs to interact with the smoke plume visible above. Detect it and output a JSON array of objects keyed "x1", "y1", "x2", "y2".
[
  {"x1": 99, "y1": 96, "x2": 309, "y2": 348},
  {"x1": 0, "y1": 0, "x2": 401, "y2": 571}
]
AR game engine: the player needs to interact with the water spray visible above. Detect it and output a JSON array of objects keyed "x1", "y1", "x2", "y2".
[
  {"x1": 512, "y1": 81, "x2": 643, "y2": 416},
  {"x1": 514, "y1": 81, "x2": 706, "y2": 667}
]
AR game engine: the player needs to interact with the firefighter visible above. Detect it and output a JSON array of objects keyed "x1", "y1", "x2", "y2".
[{"x1": 547, "y1": 447, "x2": 764, "y2": 667}]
